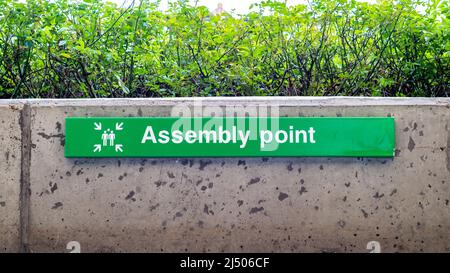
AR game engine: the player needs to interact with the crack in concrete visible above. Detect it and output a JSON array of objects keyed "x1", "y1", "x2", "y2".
[
  {"x1": 447, "y1": 122, "x2": 450, "y2": 173},
  {"x1": 19, "y1": 103, "x2": 31, "y2": 253}
]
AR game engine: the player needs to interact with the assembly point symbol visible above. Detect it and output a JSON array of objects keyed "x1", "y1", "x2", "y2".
[
  {"x1": 93, "y1": 122, "x2": 124, "y2": 153},
  {"x1": 102, "y1": 129, "x2": 115, "y2": 146}
]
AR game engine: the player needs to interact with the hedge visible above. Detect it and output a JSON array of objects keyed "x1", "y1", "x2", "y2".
[{"x1": 0, "y1": 0, "x2": 448, "y2": 98}]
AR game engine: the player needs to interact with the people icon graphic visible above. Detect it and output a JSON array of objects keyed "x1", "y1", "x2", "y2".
[
  {"x1": 93, "y1": 122, "x2": 124, "y2": 153},
  {"x1": 102, "y1": 130, "x2": 108, "y2": 146},
  {"x1": 109, "y1": 130, "x2": 115, "y2": 146},
  {"x1": 101, "y1": 129, "x2": 116, "y2": 146}
]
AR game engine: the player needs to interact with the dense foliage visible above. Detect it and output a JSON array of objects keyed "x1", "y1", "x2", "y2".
[{"x1": 0, "y1": 0, "x2": 448, "y2": 98}]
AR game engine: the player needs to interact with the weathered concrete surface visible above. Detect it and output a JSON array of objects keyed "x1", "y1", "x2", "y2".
[
  {"x1": 0, "y1": 104, "x2": 22, "y2": 252},
  {"x1": 22, "y1": 98, "x2": 449, "y2": 253}
]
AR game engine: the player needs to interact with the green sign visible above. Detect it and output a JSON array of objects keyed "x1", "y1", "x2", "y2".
[{"x1": 64, "y1": 117, "x2": 395, "y2": 158}]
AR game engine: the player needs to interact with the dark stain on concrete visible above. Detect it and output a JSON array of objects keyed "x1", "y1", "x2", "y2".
[
  {"x1": 403, "y1": 127, "x2": 409, "y2": 132},
  {"x1": 139, "y1": 167, "x2": 144, "y2": 172},
  {"x1": 344, "y1": 182, "x2": 351, "y2": 187},
  {"x1": 300, "y1": 179, "x2": 305, "y2": 184},
  {"x1": 50, "y1": 183, "x2": 58, "y2": 193},
  {"x1": 237, "y1": 200, "x2": 243, "y2": 207},
  {"x1": 418, "y1": 202, "x2": 424, "y2": 210},
  {"x1": 412, "y1": 122, "x2": 418, "y2": 131},
  {"x1": 299, "y1": 186, "x2": 307, "y2": 195},
  {"x1": 390, "y1": 189, "x2": 397, "y2": 196},
  {"x1": 337, "y1": 220, "x2": 346, "y2": 228},
  {"x1": 174, "y1": 211, "x2": 183, "y2": 219},
  {"x1": 249, "y1": 207, "x2": 264, "y2": 214},
  {"x1": 39, "y1": 189, "x2": 49, "y2": 197},
  {"x1": 238, "y1": 160, "x2": 246, "y2": 166},
  {"x1": 52, "y1": 202, "x2": 63, "y2": 209},
  {"x1": 0, "y1": 201, "x2": 5, "y2": 207},
  {"x1": 76, "y1": 169, "x2": 83, "y2": 176},
  {"x1": 125, "y1": 191, "x2": 136, "y2": 201},
  {"x1": 137, "y1": 108, "x2": 143, "y2": 117},
  {"x1": 196, "y1": 178, "x2": 203, "y2": 186},
  {"x1": 5, "y1": 151, "x2": 9, "y2": 161},
  {"x1": 55, "y1": 122, "x2": 62, "y2": 132},
  {"x1": 408, "y1": 137, "x2": 415, "y2": 152},
  {"x1": 278, "y1": 192, "x2": 289, "y2": 201},
  {"x1": 319, "y1": 165, "x2": 324, "y2": 170},
  {"x1": 167, "y1": 172, "x2": 175, "y2": 178},
  {"x1": 66, "y1": 171, "x2": 71, "y2": 177},
  {"x1": 154, "y1": 180, "x2": 167, "y2": 187},
  {"x1": 203, "y1": 204, "x2": 214, "y2": 215},
  {"x1": 97, "y1": 173, "x2": 103, "y2": 178},
  {"x1": 361, "y1": 209, "x2": 369, "y2": 218},
  {"x1": 37, "y1": 132, "x2": 65, "y2": 146},
  {"x1": 373, "y1": 192, "x2": 384, "y2": 199},
  {"x1": 262, "y1": 157, "x2": 269, "y2": 162},
  {"x1": 416, "y1": 222, "x2": 423, "y2": 229},
  {"x1": 395, "y1": 149, "x2": 401, "y2": 156},
  {"x1": 248, "y1": 177, "x2": 260, "y2": 185},
  {"x1": 181, "y1": 159, "x2": 189, "y2": 166},
  {"x1": 419, "y1": 130, "x2": 424, "y2": 136},
  {"x1": 287, "y1": 162, "x2": 293, "y2": 171},
  {"x1": 199, "y1": 160, "x2": 211, "y2": 170}
]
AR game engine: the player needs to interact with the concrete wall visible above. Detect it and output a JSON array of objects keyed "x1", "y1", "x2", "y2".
[
  {"x1": 0, "y1": 97, "x2": 449, "y2": 253},
  {"x1": 0, "y1": 104, "x2": 22, "y2": 252}
]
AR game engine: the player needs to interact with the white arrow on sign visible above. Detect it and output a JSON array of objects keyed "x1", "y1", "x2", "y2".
[
  {"x1": 94, "y1": 122, "x2": 102, "y2": 131},
  {"x1": 115, "y1": 122, "x2": 123, "y2": 131},
  {"x1": 93, "y1": 144, "x2": 102, "y2": 152},
  {"x1": 115, "y1": 144, "x2": 123, "y2": 152}
]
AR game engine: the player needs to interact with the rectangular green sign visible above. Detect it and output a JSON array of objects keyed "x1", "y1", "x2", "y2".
[{"x1": 65, "y1": 117, "x2": 395, "y2": 158}]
